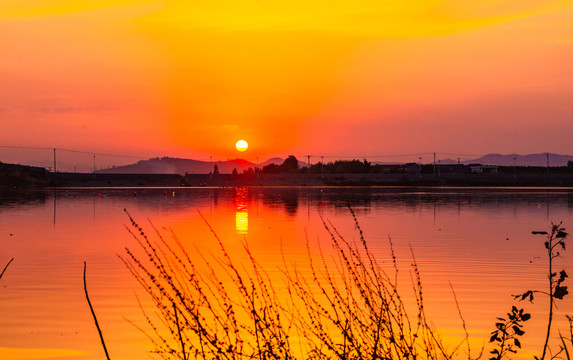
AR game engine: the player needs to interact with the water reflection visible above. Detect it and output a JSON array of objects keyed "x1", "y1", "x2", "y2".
[
  {"x1": 1, "y1": 187, "x2": 572, "y2": 360},
  {"x1": 234, "y1": 188, "x2": 249, "y2": 234},
  {"x1": 4, "y1": 187, "x2": 573, "y2": 221}
]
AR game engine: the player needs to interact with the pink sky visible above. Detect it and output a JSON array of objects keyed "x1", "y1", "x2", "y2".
[{"x1": 1, "y1": 1, "x2": 573, "y2": 170}]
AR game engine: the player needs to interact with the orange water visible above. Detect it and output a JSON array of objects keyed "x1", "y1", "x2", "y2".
[{"x1": 0, "y1": 187, "x2": 572, "y2": 359}]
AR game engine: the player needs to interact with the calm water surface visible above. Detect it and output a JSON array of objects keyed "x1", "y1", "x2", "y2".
[{"x1": 1, "y1": 187, "x2": 572, "y2": 359}]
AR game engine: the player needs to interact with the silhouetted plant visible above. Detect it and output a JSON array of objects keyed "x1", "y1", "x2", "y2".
[
  {"x1": 0, "y1": 257, "x2": 14, "y2": 282},
  {"x1": 558, "y1": 315, "x2": 573, "y2": 359},
  {"x1": 509, "y1": 223, "x2": 569, "y2": 360},
  {"x1": 120, "y1": 207, "x2": 463, "y2": 360},
  {"x1": 283, "y1": 207, "x2": 462, "y2": 359},
  {"x1": 120, "y1": 209, "x2": 295, "y2": 359},
  {"x1": 488, "y1": 306, "x2": 530, "y2": 360},
  {"x1": 83, "y1": 262, "x2": 111, "y2": 360}
]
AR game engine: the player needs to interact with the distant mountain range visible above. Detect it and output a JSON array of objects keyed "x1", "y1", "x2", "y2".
[
  {"x1": 97, "y1": 157, "x2": 256, "y2": 175},
  {"x1": 437, "y1": 153, "x2": 573, "y2": 167},
  {"x1": 95, "y1": 153, "x2": 573, "y2": 175},
  {"x1": 96, "y1": 156, "x2": 312, "y2": 175}
]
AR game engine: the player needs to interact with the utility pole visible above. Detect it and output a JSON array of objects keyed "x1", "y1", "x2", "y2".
[
  {"x1": 546, "y1": 153, "x2": 550, "y2": 177},
  {"x1": 321, "y1": 156, "x2": 324, "y2": 179},
  {"x1": 513, "y1": 157, "x2": 516, "y2": 180},
  {"x1": 419, "y1": 157, "x2": 422, "y2": 179},
  {"x1": 433, "y1": 152, "x2": 436, "y2": 176},
  {"x1": 307, "y1": 155, "x2": 311, "y2": 176},
  {"x1": 53, "y1": 148, "x2": 57, "y2": 173},
  {"x1": 93, "y1": 155, "x2": 96, "y2": 173}
]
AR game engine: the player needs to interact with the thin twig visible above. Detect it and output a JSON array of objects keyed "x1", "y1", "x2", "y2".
[
  {"x1": 0, "y1": 258, "x2": 14, "y2": 281},
  {"x1": 84, "y1": 261, "x2": 111, "y2": 360},
  {"x1": 541, "y1": 225, "x2": 558, "y2": 360},
  {"x1": 173, "y1": 301, "x2": 187, "y2": 360},
  {"x1": 449, "y1": 281, "x2": 477, "y2": 360}
]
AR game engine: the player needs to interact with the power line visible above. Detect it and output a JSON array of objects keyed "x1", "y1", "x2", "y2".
[
  {"x1": 0, "y1": 145, "x2": 144, "y2": 158},
  {"x1": 2, "y1": 145, "x2": 488, "y2": 163},
  {"x1": 302, "y1": 152, "x2": 434, "y2": 159}
]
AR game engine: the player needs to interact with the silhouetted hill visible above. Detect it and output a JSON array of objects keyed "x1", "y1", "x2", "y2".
[
  {"x1": 97, "y1": 157, "x2": 256, "y2": 174},
  {"x1": 260, "y1": 157, "x2": 310, "y2": 168},
  {"x1": 94, "y1": 153, "x2": 573, "y2": 175},
  {"x1": 469, "y1": 153, "x2": 573, "y2": 166},
  {"x1": 260, "y1": 157, "x2": 284, "y2": 167},
  {"x1": 374, "y1": 153, "x2": 573, "y2": 166},
  {"x1": 0, "y1": 162, "x2": 49, "y2": 187}
]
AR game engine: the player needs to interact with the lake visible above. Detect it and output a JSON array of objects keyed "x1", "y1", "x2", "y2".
[{"x1": 1, "y1": 187, "x2": 572, "y2": 359}]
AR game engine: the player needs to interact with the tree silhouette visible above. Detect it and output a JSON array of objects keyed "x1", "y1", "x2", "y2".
[{"x1": 280, "y1": 155, "x2": 299, "y2": 173}]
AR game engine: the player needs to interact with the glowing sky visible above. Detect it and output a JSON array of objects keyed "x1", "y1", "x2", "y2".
[{"x1": 1, "y1": 0, "x2": 573, "y2": 166}]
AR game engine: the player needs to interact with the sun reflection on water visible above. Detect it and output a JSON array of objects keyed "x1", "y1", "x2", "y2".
[
  {"x1": 235, "y1": 211, "x2": 248, "y2": 234},
  {"x1": 234, "y1": 188, "x2": 249, "y2": 234}
]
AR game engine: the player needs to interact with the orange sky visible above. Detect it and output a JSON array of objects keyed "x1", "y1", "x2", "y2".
[{"x1": 1, "y1": 0, "x2": 573, "y2": 167}]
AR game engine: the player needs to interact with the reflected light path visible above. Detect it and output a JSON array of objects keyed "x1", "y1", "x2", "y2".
[
  {"x1": 235, "y1": 211, "x2": 248, "y2": 234},
  {"x1": 234, "y1": 188, "x2": 249, "y2": 234}
]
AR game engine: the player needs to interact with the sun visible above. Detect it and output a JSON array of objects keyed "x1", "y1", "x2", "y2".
[{"x1": 235, "y1": 139, "x2": 248, "y2": 152}]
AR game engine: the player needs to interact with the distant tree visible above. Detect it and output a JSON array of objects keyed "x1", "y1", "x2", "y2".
[
  {"x1": 262, "y1": 163, "x2": 281, "y2": 174},
  {"x1": 568, "y1": 160, "x2": 573, "y2": 169},
  {"x1": 313, "y1": 159, "x2": 371, "y2": 174},
  {"x1": 243, "y1": 167, "x2": 255, "y2": 175},
  {"x1": 213, "y1": 164, "x2": 220, "y2": 175},
  {"x1": 232, "y1": 168, "x2": 238, "y2": 175},
  {"x1": 280, "y1": 155, "x2": 299, "y2": 173}
]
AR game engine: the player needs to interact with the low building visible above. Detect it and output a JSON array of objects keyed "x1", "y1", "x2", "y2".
[{"x1": 470, "y1": 164, "x2": 498, "y2": 174}]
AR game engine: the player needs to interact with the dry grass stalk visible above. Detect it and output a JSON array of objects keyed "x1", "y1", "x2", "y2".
[
  {"x1": 0, "y1": 257, "x2": 14, "y2": 281},
  {"x1": 120, "y1": 208, "x2": 465, "y2": 360},
  {"x1": 84, "y1": 261, "x2": 111, "y2": 360}
]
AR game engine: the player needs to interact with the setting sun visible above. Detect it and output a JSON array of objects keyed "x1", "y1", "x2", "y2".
[{"x1": 235, "y1": 140, "x2": 248, "y2": 152}]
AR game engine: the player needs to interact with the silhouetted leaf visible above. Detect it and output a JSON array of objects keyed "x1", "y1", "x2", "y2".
[
  {"x1": 521, "y1": 313, "x2": 531, "y2": 321},
  {"x1": 554, "y1": 286, "x2": 569, "y2": 300},
  {"x1": 514, "y1": 339, "x2": 522, "y2": 348},
  {"x1": 513, "y1": 325, "x2": 525, "y2": 336},
  {"x1": 556, "y1": 231, "x2": 567, "y2": 238},
  {"x1": 558, "y1": 270, "x2": 568, "y2": 284},
  {"x1": 515, "y1": 290, "x2": 534, "y2": 302},
  {"x1": 489, "y1": 334, "x2": 498, "y2": 343},
  {"x1": 545, "y1": 241, "x2": 550, "y2": 249},
  {"x1": 532, "y1": 231, "x2": 548, "y2": 235}
]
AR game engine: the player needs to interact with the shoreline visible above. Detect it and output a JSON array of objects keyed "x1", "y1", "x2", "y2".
[{"x1": 3, "y1": 171, "x2": 573, "y2": 188}]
